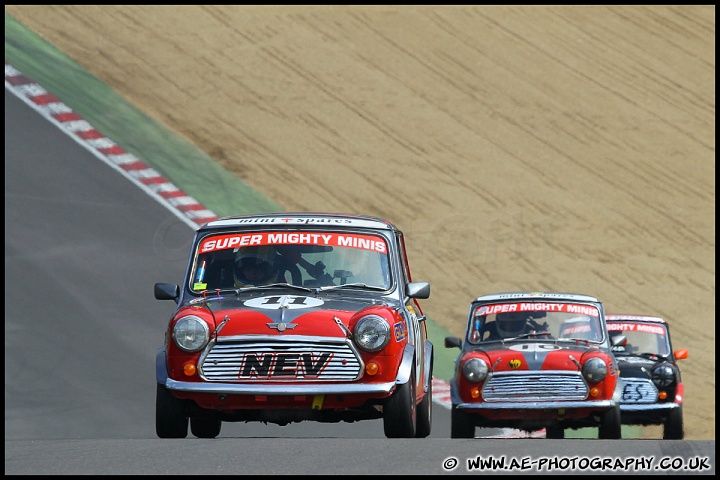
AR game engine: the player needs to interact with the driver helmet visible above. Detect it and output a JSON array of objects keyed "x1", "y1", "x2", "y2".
[
  {"x1": 233, "y1": 245, "x2": 278, "y2": 287},
  {"x1": 496, "y1": 311, "x2": 528, "y2": 337}
]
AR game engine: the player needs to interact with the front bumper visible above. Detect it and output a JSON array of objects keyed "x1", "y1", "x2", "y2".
[
  {"x1": 164, "y1": 377, "x2": 398, "y2": 395},
  {"x1": 454, "y1": 399, "x2": 616, "y2": 410},
  {"x1": 620, "y1": 402, "x2": 681, "y2": 412}
]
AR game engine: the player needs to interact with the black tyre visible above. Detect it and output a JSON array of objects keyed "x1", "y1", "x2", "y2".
[
  {"x1": 664, "y1": 406, "x2": 684, "y2": 440},
  {"x1": 450, "y1": 405, "x2": 475, "y2": 438},
  {"x1": 156, "y1": 383, "x2": 188, "y2": 438},
  {"x1": 545, "y1": 426, "x2": 565, "y2": 439},
  {"x1": 383, "y1": 364, "x2": 417, "y2": 438},
  {"x1": 415, "y1": 371, "x2": 432, "y2": 438},
  {"x1": 598, "y1": 406, "x2": 622, "y2": 439},
  {"x1": 190, "y1": 416, "x2": 222, "y2": 439}
]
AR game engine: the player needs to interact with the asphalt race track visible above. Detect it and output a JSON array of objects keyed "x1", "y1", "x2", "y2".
[{"x1": 4, "y1": 86, "x2": 715, "y2": 475}]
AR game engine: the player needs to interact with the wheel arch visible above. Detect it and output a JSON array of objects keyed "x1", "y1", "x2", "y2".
[{"x1": 156, "y1": 347, "x2": 169, "y2": 384}]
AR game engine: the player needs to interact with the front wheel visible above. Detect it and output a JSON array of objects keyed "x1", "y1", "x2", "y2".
[
  {"x1": 598, "y1": 406, "x2": 622, "y2": 439},
  {"x1": 546, "y1": 426, "x2": 565, "y2": 439},
  {"x1": 450, "y1": 406, "x2": 475, "y2": 438},
  {"x1": 383, "y1": 365, "x2": 417, "y2": 438},
  {"x1": 664, "y1": 406, "x2": 684, "y2": 440},
  {"x1": 156, "y1": 383, "x2": 188, "y2": 438}
]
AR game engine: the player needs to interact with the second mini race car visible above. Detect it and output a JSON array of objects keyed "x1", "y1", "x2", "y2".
[
  {"x1": 445, "y1": 292, "x2": 622, "y2": 439},
  {"x1": 606, "y1": 314, "x2": 687, "y2": 440}
]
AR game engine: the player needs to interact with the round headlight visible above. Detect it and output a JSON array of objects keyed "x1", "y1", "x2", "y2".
[
  {"x1": 354, "y1": 315, "x2": 391, "y2": 352},
  {"x1": 462, "y1": 357, "x2": 489, "y2": 383},
  {"x1": 652, "y1": 365, "x2": 675, "y2": 388},
  {"x1": 582, "y1": 357, "x2": 607, "y2": 382},
  {"x1": 172, "y1": 315, "x2": 210, "y2": 352}
]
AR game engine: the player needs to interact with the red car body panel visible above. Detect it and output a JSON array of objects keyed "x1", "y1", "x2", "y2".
[{"x1": 164, "y1": 303, "x2": 407, "y2": 389}]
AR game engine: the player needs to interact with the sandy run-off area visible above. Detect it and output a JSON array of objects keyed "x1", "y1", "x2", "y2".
[{"x1": 6, "y1": 5, "x2": 714, "y2": 440}]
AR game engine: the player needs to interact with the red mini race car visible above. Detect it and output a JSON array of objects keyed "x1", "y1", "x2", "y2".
[
  {"x1": 154, "y1": 212, "x2": 433, "y2": 438},
  {"x1": 445, "y1": 292, "x2": 622, "y2": 439},
  {"x1": 606, "y1": 314, "x2": 687, "y2": 439}
]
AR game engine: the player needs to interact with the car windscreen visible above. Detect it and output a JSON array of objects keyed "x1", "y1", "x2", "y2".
[
  {"x1": 607, "y1": 321, "x2": 670, "y2": 356},
  {"x1": 468, "y1": 302, "x2": 603, "y2": 344},
  {"x1": 188, "y1": 230, "x2": 391, "y2": 292}
]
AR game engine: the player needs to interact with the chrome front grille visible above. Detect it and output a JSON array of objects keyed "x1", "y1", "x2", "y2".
[
  {"x1": 482, "y1": 370, "x2": 588, "y2": 401},
  {"x1": 620, "y1": 378, "x2": 658, "y2": 404},
  {"x1": 199, "y1": 335, "x2": 363, "y2": 382}
]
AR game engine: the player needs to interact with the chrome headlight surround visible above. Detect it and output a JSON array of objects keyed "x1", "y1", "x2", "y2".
[
  {"x1": 353, "y1": 315, "x2": 391, "y2": 352},
  {"x1": 462, "y1": 357, "x2": 489, "y2": 383},
  {"x1": 652, "y1": 365, "x2": 676, "y2": 388},
  {"x1": 582, "y1": 357, "x2": 607, "y2": 382},
  {"x1": 172, "y1": 315, "x2": 210, "y2": 352}
]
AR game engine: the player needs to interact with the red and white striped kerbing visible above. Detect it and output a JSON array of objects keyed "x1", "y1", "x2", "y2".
[
  {"x1": 5, "y1": 61, "x2": 218, "y2": 229},
  {"x1": 432, "y1": 376, "x2": 452, "y2": 408}
]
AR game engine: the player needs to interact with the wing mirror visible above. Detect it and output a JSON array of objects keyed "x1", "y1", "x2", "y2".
[
  {"x1": 154, "y1": 282, "x2": 179, "y2": 303},
  {"x1": 406, "y1": 281, "x2": 430, "y2": 299}
]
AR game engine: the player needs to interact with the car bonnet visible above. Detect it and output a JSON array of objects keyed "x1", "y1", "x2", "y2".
[
  {"x1": 189, "y1": 293, "x2": 396, "y2": 338},
  {"x1": 479, "y1": 343, "x2": 607, "y2": 372}
]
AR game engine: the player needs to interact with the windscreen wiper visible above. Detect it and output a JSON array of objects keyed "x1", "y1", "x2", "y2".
[
  {"x1": 235, "y1": 283, "x2": 314, "y2": 294},
  {"x1": 318, "y1": 283, "x2": 387, "y2": 292}
]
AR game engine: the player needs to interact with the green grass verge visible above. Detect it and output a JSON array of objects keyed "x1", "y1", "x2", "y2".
[{"x1": 5, "y1": 12, "x2": 281, "y2": 217}]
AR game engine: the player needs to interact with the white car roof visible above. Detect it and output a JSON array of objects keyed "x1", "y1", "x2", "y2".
[
  {"x1": 473, "y1": 291, "x2": 600, "y2": 303},
  {"x1": 202, "y1": 212, "x2": 396, "y2": 231},
  {"x1": 606, "y1": 314, "x2": 666, "y2": 324}
]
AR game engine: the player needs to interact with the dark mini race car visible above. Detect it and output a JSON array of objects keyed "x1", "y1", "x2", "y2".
[
  {"x1": 154, "y1": 212, "x2": 433, "y2": 438},
  {"x1": 445, "y1": 292, "x2": 622, "y2": 439},
  {"x1": 606, "y1": 314, "x2": 687, "y2": 440}
]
